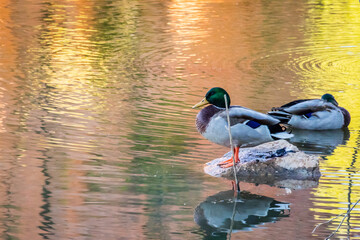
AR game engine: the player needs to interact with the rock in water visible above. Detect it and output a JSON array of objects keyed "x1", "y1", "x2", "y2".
[{"x1": 204, "y1": 140, "x2": 320, "y2": 187}]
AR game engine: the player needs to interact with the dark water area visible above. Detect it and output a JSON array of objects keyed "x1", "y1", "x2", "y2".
[{"x1": 0, "y1": 0, "x2": 360, "y2": 239}]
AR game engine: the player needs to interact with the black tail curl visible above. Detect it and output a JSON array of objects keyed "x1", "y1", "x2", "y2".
[{"x1": 268, "y1": 123, "x2": 287, "y2": 134}]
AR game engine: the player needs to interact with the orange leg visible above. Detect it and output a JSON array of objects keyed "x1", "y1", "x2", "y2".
[
  {"x1": 218, "y1": 146, "x2": 240, "y2": 168},
  {"x1": 231, "y1": 180, "x2": 240, "y2": 192}
]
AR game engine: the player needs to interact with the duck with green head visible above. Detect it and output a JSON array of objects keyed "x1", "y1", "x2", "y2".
[
  {"x1": 268, "y1": 93, "x2": 351, "y2": 130},
  {"x1": 192, "y1": 87, "x2": 293, "y2": 168}
]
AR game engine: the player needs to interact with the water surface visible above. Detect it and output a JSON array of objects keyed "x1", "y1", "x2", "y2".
[{"x1": 0, "y1": 0, "x2": 360, "y2": 239}]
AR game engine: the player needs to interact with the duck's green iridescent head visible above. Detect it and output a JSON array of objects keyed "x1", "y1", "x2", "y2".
[
  {"x1": 321, "y1": 93, "x2": 338, "y2": 106},
  {"x1": 192, "y1": 87, "x2": 230, "y2": 109}
]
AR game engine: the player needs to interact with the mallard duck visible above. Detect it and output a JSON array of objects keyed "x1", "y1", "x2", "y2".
[
  {"x1": 268, "y1": 93, "x2": 351, "y2": 130},
  {"x1": 192, "y1": 87, "x2": 293, "y2": 168}
]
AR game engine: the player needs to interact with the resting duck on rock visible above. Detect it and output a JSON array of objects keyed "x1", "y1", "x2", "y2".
[
  {"x1": 192, "y1": 87, "x2": 293, "y2": 168},
  {"x1": 268, "y1": 93, "x2": 350, "y2": 130}
]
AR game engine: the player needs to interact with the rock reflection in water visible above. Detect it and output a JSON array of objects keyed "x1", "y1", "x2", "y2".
[
  {"x1": 289, "y1": 128, "x2": 350, "y2": 155},
  {"x1": 194, "y1": 190, "x2": 289, "y2": 237}
]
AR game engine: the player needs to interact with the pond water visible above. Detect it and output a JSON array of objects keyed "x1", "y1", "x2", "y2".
[{"x1": 0, "y1": 0, "x2": 359, "y2": 239}]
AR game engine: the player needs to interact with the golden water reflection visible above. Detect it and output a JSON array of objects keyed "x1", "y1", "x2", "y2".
[{"x1": 296, "y1": 1, "x2": 360, "y2": 237}]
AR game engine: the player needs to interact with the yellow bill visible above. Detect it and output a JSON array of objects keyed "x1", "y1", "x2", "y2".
[{"x1": 192, "y1": 98, "x2": 209, "y2": 109}]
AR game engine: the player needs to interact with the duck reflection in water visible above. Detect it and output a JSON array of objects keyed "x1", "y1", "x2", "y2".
[
  {"x1": 289, "y1": 128, "x2": 350, "y2": 155},
  {"x1": 194, "y1": 190, "x2": 289, "y2": 238}
]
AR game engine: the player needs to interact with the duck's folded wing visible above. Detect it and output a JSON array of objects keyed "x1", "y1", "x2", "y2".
[
  {"x1": 279, "y1": 99, "x2": 312, "y2": 108},
  {"x1": 275, "y1": 99, "x2": 336, "y2": 115},
  {"x1": 221, "y1": 106, "x2": 280, "y2": 126}
]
